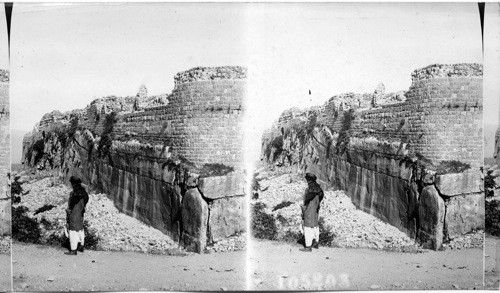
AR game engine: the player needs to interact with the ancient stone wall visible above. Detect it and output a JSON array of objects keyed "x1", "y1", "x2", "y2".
[
  {"x1": 22, "y1": 66, "x2": 247, "y2": 252},
  {"x1": 0, "y1": 70, "x2": 9, "y2": 235},
  {"x1": 114, "y1": 71, "x2": 245, "y2": 169},
  {"x1": 263, "y1": 64, "x2": 484, "y2": 250}
]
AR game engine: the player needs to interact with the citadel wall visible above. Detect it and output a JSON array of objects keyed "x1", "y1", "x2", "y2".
[
  {"x1": 263, "y1": 64, "x2": 484, "y2": 249},
  {"x1": 22, "y1": 66, "x2": 247, "y2": 252}
]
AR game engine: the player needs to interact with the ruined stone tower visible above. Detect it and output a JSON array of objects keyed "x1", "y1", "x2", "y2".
[
  {"x1": 22, "y1": 66, "x2": 247, "y2": 252},
  {"x1": 262, "y1": 63, "x2": 483, "y2": 250}
]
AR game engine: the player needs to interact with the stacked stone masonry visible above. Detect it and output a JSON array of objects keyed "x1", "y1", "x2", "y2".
[
  {"x1": 22, "y1": 66, "x2": 247, "y2": 252},
  {"x1": 262, "y1": 64, "x2": 484, "y2": 250}
]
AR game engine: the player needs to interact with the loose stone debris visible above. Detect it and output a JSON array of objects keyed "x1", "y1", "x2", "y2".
[
  {"x1": 254, "y1": 171, "x2": 481, "y2": 251},
  {"x1": 15, "y1": 175, "x2": 242, "y2": 254}
]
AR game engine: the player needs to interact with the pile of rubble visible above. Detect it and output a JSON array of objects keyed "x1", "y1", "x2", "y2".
[
  {"x1": 0, "y1": 236, "x2": 10, "y2": 254},
  {"x1": 254, "y1": 173, "x2": 419, "y2": 251},
  {"x1": 207, "y1": 233, "x2": 246, "y2": 253},
  {"x1": 442, "y1": 231, "x2": 484, "y2": 250},
  {"x1": 256, "y1": 171, "x2": 485, "y2": 251},
  {"x1": 17, "y1": 177, "x2": 180, "y2": 254},
  {"x1": 16, "y1": 176, "x2": 243, "y2": 254}
]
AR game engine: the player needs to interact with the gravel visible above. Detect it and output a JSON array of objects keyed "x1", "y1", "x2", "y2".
[
  {"x1": 17, "y1": 177, "x2": 179, "y2": 254},
  {"x1": 254, "y1": 173, "x2": 419, "y2": 251},
  {"x1": 0, "y1": 236, "x2": 10, "y2": 254},
  {"x1": 15, "y1": 176, "x2": 243, "y2": 254},
  {"x1": 442, "y1": 231, "x2": 484, "y2": 250},
  {"x1": 256, "y1": 171, "x2": 483, "y2": 251},
  {"x1": 207, "y1": 233, "x2": 246, "y2": 253}
]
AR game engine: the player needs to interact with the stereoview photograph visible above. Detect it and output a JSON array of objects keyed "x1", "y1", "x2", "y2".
[
  {"x1": 10, "y1": 3, "x2": 247, "y2": 291},
  {"x1": 247, "y1": 3, "x2": 485, "y2": 290}
]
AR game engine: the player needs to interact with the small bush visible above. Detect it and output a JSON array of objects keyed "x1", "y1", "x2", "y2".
[
  {"x1": 335, "y1": 109, "x2": 355, "y2": 155},
  {"x1": 271, "y1": 135, "x2": 284, "y2": 160},
  {"x1": 264, "y1": 142, "x2": 272, "y2": 160},
  {"x1": 11, "y1": 181, "x2": 23, "y2": 196},
  {"x1": 12, "y1": 206, "x2": 42, "y2": 244},
  {"x1": 485, "y1": 170, "x2": 497, "y2": 198},
  {"x1": 486, "y1": 200, "x2": 500, "y2": 237},
  {"x1": 252, "y1": 202, "x2": 277, "y2": 240},
  {"x1": 282, "y1": 229, "x2": 304, "y2": 245},
  {"x1": 277, "y1": 218, "x2": 336, "y2": 247},
  {"x1": 305, "y1": 112, "x2": 318, "y2": 136},
  {"x1": 31, "y1": 138, "x2": 45, "y2": 165},
  {"x1": 272, "y1": 200, "x2": 294, "y2": 212},
  {"x1": 67, "y1": 116, "x2": 79, "y2": 139},
  {"x1": 435, "y1": 160, "x2": 471, "y2": 175},
  {"x1": 318, "y1": 217, "x2": 336, "y2": 246},
  {"x1": 32, "y1": 138, "x2": 45, "y2": 153},
  {"x1": 44, "y1": 220, "x2": 100, "y2": 251},
  {"x1": 97, "y1": 112, "x2": 117, "y2": 158},
  {"x1": 83, "y1": 221, "x2": 100, "y2": 250}
]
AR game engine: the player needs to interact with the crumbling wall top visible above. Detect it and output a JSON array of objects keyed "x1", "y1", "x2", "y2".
[
  {"x1": 174, "y1": 66, "x2": 247, "y2": 85},
  {"x1": 411, "y1": 63, "x2": 483, "y2": 82}
]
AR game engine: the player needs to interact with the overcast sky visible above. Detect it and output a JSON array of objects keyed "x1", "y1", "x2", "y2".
[
  {"x1": 8, "y1": 3, "x2": 497, "y2": 162},
  {"x1": 245, "y1": 2, "x2": 485, "y2": 162},
  {"x1": 484, "y1": 3, "x2": 500, "y2": 157},
  {"x1": 10, "y1": 3, "x2": 249, "y2": 132}
]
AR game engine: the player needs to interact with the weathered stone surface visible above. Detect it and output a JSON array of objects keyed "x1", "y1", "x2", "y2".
[
  {"x1": 331, "y1": 158, "x2": 417, "y2": 238},
  {"x1": 0, "y1": 199, "x2": 11, "y2": 235},
  {"x1": 181, "y1": 188, "x2": 209, "y2": 253},
  {"x1": 445, "y1": 192, "x2": 485, "y2": 238},
  {"x1": 435, "y1": 171, "x2": 483, "y2": 196},
  {"x1": 198, "y1": 173, "x2": 245, "y2": 199},
  {"x1": 185, "y1": 174, "x2": 199, "y2": 188},
  {"x1": 208, "y1": 195, "x2": 246, "y2": 242},
  {"x1": 418, "y1": 185, "x2": 445, "y2": 250}
]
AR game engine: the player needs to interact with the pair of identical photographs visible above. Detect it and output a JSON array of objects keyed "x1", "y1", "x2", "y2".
[{"x1": 0, "y1": 2, "x2": 499, "y2": 291}]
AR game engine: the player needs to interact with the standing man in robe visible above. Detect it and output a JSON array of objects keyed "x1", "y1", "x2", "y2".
[
  {"x1": 300, "y1": 173, "x2": 324, "y2": 252},
  {"x1": 65, "y1": 176, "x2": 89, "y2": 255}
]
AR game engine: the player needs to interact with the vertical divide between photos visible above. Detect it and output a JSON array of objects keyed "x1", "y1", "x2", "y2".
[{"x1": 0, "y1": 3, "x2": 11, "y2": 292}]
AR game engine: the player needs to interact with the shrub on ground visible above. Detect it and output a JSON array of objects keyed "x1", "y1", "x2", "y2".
[
  {"x1": 486, "y1": 200, "x2": 500, "y2": 237},
  {"x1": 252, "y1": 202, "x2": 278, "y2": 240},
  {"x1": 12, "y1": 206, "x2": 42, "y2": 244}
]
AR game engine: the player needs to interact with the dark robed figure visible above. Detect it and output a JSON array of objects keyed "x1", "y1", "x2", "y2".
[
  {"x1": 65, "y1": 176, "x2": 89, "y2": 255},
  {"x1": 300, "y1": 173, "x2": 324, "y2": 252}
]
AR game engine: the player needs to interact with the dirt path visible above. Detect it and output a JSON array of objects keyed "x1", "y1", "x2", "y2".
[
  {"x1": 12, "y1": 242, "x2": 246, "y2": 291},
  {"x1": 249, "y1": 239, "x2": 483, "y2": 290},
  {"x1": 0, "y1": 254, "x2": 11, "y2": 291},
  {"x1": 485, "y1": 235, "x2": 500, "y2": 289}
]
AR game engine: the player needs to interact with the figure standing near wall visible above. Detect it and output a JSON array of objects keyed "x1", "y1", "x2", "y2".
[
  {"x1": 65, "y1": 176, "x2": 89, "y2": 255},
  {"x1": 300, "y1": 173, "x2": 324, "y2": 252}
]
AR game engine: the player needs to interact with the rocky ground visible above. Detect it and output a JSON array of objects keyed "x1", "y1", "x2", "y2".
[
  {"x1": 254, "y1": 171, "x2": 417, "y2": 251},
  {"x1": 12, "y1": 242, "x2": 245, "y2": 291},
  {"x1": 14, "y1": 174, "x2": 244, "y2": 254},
  {"x1": 0, "y1": 236, "x2": 11, "y2": 254},
  {"x1": 249, "y1": 239, "x2": 483, "y2": 290},
  {"x1": 0, "y1": 253, "x2": 10, "y2": 292},
  {"x1": 253, "y1": 170, "x2": 483, "y2": 251},
  {"x1": 485, "y1": 234, "x2": 500, "y2": 289}
]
